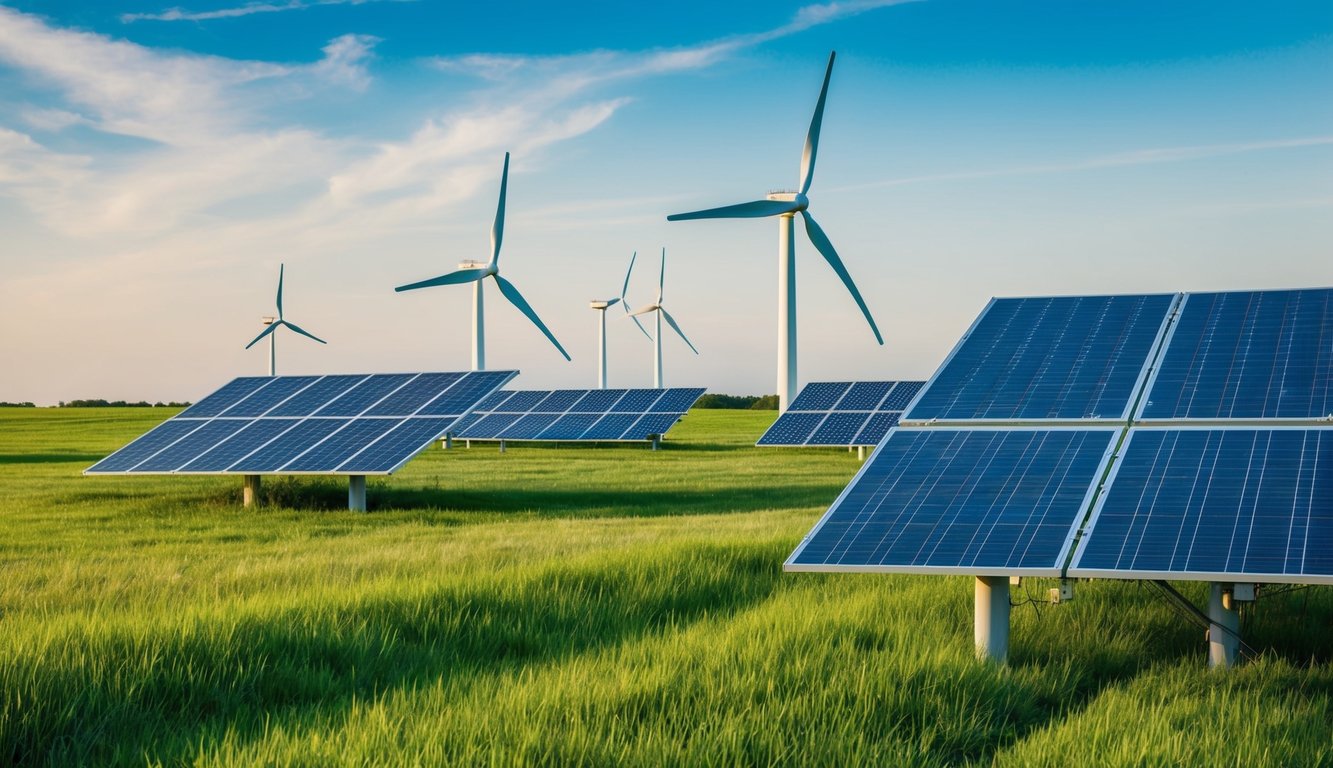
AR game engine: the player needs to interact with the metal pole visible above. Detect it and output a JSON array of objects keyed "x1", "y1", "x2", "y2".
[
  {"x1": 598, "y1": 309, "x2": 607, "y2": 389},
  {"x1": 348, "y1": 475, "x2": 367, "y2": 512},
  {"x1": 243, "y1": 475, "x2": 261, "y2": 507},
  {"x1": 777, "y1": 213, "x2": 797, "y2": 413},
  {"x1": 472, "y1": 278, "x2": 485, "y2": 371},
  {"x1": 269, "y1": 333, "x2": 276, "y2": 377},
  {"x1": 974, "y1": 576, "x2": 1010, "y2": 663},
  {"x1": 654, "y1": 311, "x2": 663, "y2": 388},
  {"x1": 1208, "y1": 583, "x2": 1241, "y2": 669}
]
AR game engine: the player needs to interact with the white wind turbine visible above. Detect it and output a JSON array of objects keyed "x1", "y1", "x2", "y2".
[
  {"x1": 244, "y1": 263, "x2": 326, "y2": 376},
  {"x1": 395, "y1": 152, "x2": 570, "y2": 369},
  {"x1": 627, "y1": 248, "x2": 697, "y2": 388},
  {"x1": 589, "y1": 251, "x2": 651, "y2": 389},
  {"x1": 667, "y1": 51, "x2": 882, "y2": 412}
]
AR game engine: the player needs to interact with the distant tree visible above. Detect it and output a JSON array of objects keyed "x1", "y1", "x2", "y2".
[
  {"x1": 0, "y1": 401, "x2": 36, "y2": 408},
  {"x1": 694, "y1": 394, "x2": 779, "y2": 410},
  {"x1": 59, "y1": 399, "x2": 174, "y2": 408},
  {"x1": 749, "y1": 394, "x2": 779, "y2": 410}
]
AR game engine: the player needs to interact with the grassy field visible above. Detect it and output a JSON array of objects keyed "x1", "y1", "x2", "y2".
[{"x1": 0, "y1": 407, "x2": 1329, "y2": 766}]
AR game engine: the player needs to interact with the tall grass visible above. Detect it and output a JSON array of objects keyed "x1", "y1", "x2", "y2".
[{"x1": 0, "y1": 408, "x2": 1328, "y2": 766}]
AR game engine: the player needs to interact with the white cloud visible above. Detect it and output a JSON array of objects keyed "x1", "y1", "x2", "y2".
[
  {"x1": 311, "y1": 33, "x2": 380, "y2": 91},
  {"x1": 120, "y1": 0, "x2": 411, "y2": 24}
]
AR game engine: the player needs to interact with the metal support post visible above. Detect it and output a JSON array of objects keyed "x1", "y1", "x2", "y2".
[
  {"x1": 651, "y1": 436, "x2": 661, "y2": 451},
  {"x1": 974, "y1": 576, "x2": 1010, "y2": 664},
  {"x1": 348, "y1": 475, "x2": 367, "y2": 512},
  {"x1": 857, "y1": 445, "x2": 866, "y2": 460},
  {"x1": 242, "y1": 475, "x2": 261, "y2": 507},
  {"x1": 498, "y1": 439, "x2": 506, "y2": 454},
  {"x1": 1208, "y1": 582, "x2": 1241, "y2": 669}
]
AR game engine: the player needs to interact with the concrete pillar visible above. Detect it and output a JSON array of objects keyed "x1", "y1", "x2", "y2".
[
  {"x1": 243, "y1": 475, "x2": 261, "y2": 507},
  {"x1": 348, "y1": 475, "x2": 367, "y2": 512},
  {"x1": 1208, "y1": 582, "x2": 1241, "y2": 669},
  {"x1": 974, "y1": 576, "x2": 1010, "y2": 664}
]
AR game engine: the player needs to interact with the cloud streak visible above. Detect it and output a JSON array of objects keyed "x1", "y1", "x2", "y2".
[{"x1": 120, "y1": 0, "x2": 409, "y2": 24}]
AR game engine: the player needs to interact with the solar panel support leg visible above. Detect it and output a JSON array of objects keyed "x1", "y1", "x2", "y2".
[
  {"x1": 1208, "y1": 583, "x2": 1241, "y2": 669},
  {"x1": 243, "y1": 475, "x2": 261, "y2": 507},
  {"x1": 651, "y1": 436, "x2": 660, "y2": 451},
  {"x1": 974, "y1": 576, "x2": 1009, "y2": 664},
  {"x1": 857, "y1": 446, "x2": 866, "y2": 460},
  {"x1": 499, "y1": 439, "x2": 506, "y2": 454},
  {"x1": 349, "y1": 475, "x2": 367, "y2": 512}
]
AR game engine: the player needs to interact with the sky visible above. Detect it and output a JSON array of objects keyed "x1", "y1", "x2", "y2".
[{"x1": 0, "y1": 0, "x2": 1330, "y2": 405}]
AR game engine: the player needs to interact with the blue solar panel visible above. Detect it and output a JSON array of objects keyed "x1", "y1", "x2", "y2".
[
  {"x1": 855, "y1": 412, "x2": 900, "y2": 445},
  {"x1": 757, "y1": 412, "x2": 827, "y2": 446},
  {"x1": 465, "y1": 413, "x2": 522, "y2": 438},
  {"x1": 496, "y1": 390, "x2": 551, "y2": 412},
  {"x1": 787, "y1": 428, "x2": 1115, "y2": 574},
  {"x1": 1141, "y1": 289, "x2": 1333, "y2": 421},
  {"x1": 614, "y1": 390, "x2": 663, "y2": 412},
  {"x1": 86, "y1": 419, "x2": 208, "y2": 472},
  {"x1": 570, "y1": 389, "x2": 626, "y2": 412},
  {"x1": 582, "y1": 413, "x2": 640, "y2": 440},
  {"x1": 538, "y1": 413, "x2": 602, "y2": 440},
  {"x1": 419, "y1": 370, "x2": 516, "y2": 416},
  {"x1": 880, "y1": 381, "x2": 924, "y2": 411},
  {"x1": 314, "y1": 374, "x2": 416, "y2": 417},
  {"x1": 808, "y1": 413, "x2": 872, "y2": 445},
  {"x1": 364, "y1": 373, "x2": 464, "y2": 416},
  {"x1": 650, "y1": 388, "x2": 707, "y2": 412},
  {"x1": 178, "y1": 377, "x2": 273, "y2": 418},
  {"x1": 179, "y1": 419, "x2": 300, "y2": 472},
  {"x1": 500, "y1": 413, "x2": 560, "y2": 439},
  {"x1": 218, "y1": 376, "x2": 319, "y2": 417},
  {"x1": 134, "y1": 420, "x2": 252, "y2": 471},
  {"x1": 283, "y1": 418, "x2": 402, "y2": 471},
  {"x1": 1070, "y1": 428, "x2": 1333, "y2": 583},
  {"x1": 789, "y1": 382, "x2": 853, "y2": 411},
  {"x1": 472, "y1": 389, "x2": 516, "y2": 412},
  {"x1": 533, "y1": 390, "x2": 586, "y2": 413},
  {"x1": 906, "y1": 294, "x2": 1175, "y2": 421},
  {"x1": 448, "y1": 412, "x2": 483, "y2": 435},
  {"x1": 266, "y1": 375, "x2": 367, "y2": 417},
  {"x1": 626, "y1": 412, "x2": 681, "y2": 439},
  {"x1": 837, "y1": 382, "x2": 894, "y2": 411},
  {"x1": 228, "y1": 418, "x2": 349, "y2": 472},
  {"x1": 339, "y1": 417, "x2": 454, "y2": 473}
]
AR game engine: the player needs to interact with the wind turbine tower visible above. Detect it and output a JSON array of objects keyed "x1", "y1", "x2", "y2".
[
  {"x1": 667, "y1": 51, "x2": 882, "y2": 412},
  {"x1": 245, "y1": 263, "x2": 327, "y2": 376},
  {"x1": 627, "y1": 248, "x2": 697, "y2": 388},
  {"x1": 395, "y1": 152, "x2": 570, "y2": 370},
  {"x1": 589, "y1": 251, "x2": 651, "y2": 388}
]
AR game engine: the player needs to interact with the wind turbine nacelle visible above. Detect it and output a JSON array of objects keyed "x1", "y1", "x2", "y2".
[
  {"x1": 589, "y1": 300, "x2": 611, "y2": 310},
  {"x1": 767, "y1": 191, "x2": 808, "y2": 210},
  {"x1": 261, "y1": 316, "x2": 276, "y2": 326}
]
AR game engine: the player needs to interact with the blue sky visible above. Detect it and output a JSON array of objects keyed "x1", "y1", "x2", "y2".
[{"x1": 0, "y1": 0, "x2": 1330, "y2": 404}]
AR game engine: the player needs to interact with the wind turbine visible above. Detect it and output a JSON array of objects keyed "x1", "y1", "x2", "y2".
[
  {"x1": 627, "y1": 248, "x2": 697, "y2": 388},
  {"x1": 394, "y1": 152, "x2": 570, "y2": 369},
  {"x1": 589, "y1": 251, "x2": 651, "y2": 389},
  {"x1": 667, "y1": 51, "x2": 882, "y2": 412},
  {"x1": 244, "y1": 263, "x2": 326, "y2": 376}
]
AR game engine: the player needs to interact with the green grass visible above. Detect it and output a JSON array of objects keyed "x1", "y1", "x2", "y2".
[{"x1": 0, "y1": 407, "x2": 1329, "y2": 766}]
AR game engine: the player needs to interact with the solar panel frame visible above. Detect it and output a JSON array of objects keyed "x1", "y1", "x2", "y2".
[
  {"x1": 785, "y1": 426, "x2": 1120, "y2": 577},
  {"x1": 1067, "y1": 425, "x2": 1333, "y2": 585},
  {"x1": 899, "y1": 293, "x2": 1181, "y2": 425}
]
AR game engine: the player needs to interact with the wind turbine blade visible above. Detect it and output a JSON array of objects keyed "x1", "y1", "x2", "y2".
[
  {"x1": 281, "y1": 319, "x2": 327, "y2": 345},
  {"x1": 799, "y1": 51, "x2": 836, "y2": 195},
  {"x1": 244, "y1": 322, "x2": 279, "y2": 350},
  {"x1": 657, "y1": 247, "x2": 665, "y2": 304},
  {"x1": 659, "y1": 308, "x2": 698, "y2": 355},
  {"x1": 491, "y1": 152, "x2": 508, "y2": 266},
  {"x1": 622, "y1": 296, "x2": 651, "y2": 339},
  {"x1": 667, "y1": 199, "x2": 801, "y2": 221},
  {"x1": 801, "y1": 211, "x2": 883, "y2": 345},
  {"x1": 605, "y1": 297, "x2": 621, "y2": 308},
  {"x1": 627, "y1": 304, "x2": 659, "y2": 318},
  {"x1": 276, "y1": 263, "x2": 285, "y2": 319},
  {"x1": 620, "y1": 251, "x2": 636, "y2": 301},
  {"x1": 394, "y1": 268, "x2": 488, "y2": 292},
  {"x1": 493, "y1": 274, "x2": 571, "y2": 361}
]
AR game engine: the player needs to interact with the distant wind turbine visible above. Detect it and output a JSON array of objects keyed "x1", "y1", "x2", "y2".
[
  {"x1": 394, "y1": 152, "x2": 570, "y2": 370},
  {"x1": 667, "y1": 51, "x2": 882, "y2": 412},
  {"x1": 627, "y1": 248, "x2": 697, "y2": 388},
  {"x1": 589, "y1": 251, "x2": 651, "y2": 389},
  {"x1": 245, "y1": 263, "x2": 326, "y2": 376}
]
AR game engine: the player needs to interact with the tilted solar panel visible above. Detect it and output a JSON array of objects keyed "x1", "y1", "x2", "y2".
[
  {"x1": 1139, "y1": 288, "x2": 1333, "y2": 421},
  {"x1": 904, "y1": 294, "x2": 1177, "y2": 422},
  {"x1": 85, "y1": 370, "x2": 515, "y2": 476},
  {"x1": 787, "y1": 427, "x2": 1117, "y2": 575},
  {"x1": 455, "y1": 387, "x2": 705, "y2": 442},
  {"x1": 757, "y1": 381, "x2": 924, "y2": 447},
  {"x1": 1069, "y1": 427, "x2": 1333, "y2": 584}
]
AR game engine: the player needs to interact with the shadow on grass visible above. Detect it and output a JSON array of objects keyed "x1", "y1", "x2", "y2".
[
  {"x1": 2, "y1": 541, "x2": 786, "y2": 766},
  {"x1": 0, "y1": 452, "x2": 105, "y2": 465}
]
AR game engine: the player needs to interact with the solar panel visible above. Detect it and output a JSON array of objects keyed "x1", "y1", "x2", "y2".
[
  {"x1": 455, "y1": 387, "x2": 705, "y2": 442},
  {"x1": 85, "y1": 370, "x2": 515, "y2": 476},
  {"x1": 1139, "y1": 288, "x2": 1333, "y2": 421},
  {"x1": 787, "y1": 427, "x2": 1117, "y2": 575},
  {"x1": 903, "y1": 294, "x2": 1176, "y2": 423},
  {"x1": 757, "y1": 381, "x2": 925, "y2": 447},
  {"x1": 1069, "y1": 427, "x2": 1333, "y2": 584}
]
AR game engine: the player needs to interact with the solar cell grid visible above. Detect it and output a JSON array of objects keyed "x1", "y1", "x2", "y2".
[
  {"x1": 419, "y1": 370, "x2": 515, "y2": 416},
  {"x1": 538, "y1": 413, "x2": 602, "y2": 440},
  {"x1": 179, "y1": 418, "x2": 299, "y2": 472},
  {"x1": 314, "y1": 374, "x2": 416, "y2": 417},
  {"x1": 758, "y1": 381, "x2": 923, "y2": 447},
  {"x1": 339, "y1": 418, "x2": 454, "y2": 473},
  {"x1": 627, "y1": 412, "x2": 681, "y2": 438},
  {"x1": 364, "y1": 373, "x2": 463, "y2": 416},
  {"x1": 534, "y1": 390, "x2": 586, "y2": 413},
  {"x1": 266, "y1": 375, "x2": 367, "y2": 417},
  {"x1": 581, "y1": 413, "x2": 640, "y2": 440},
  {"x1": 855, "y1": 412, "x2": 900, "y2": 445},
  {"x1": 808, "y1": 413, "x2": 871, "y2": 445},
  {"x1": 496, "y1": 390, "x2": 551, "y2": 412},
  {"x1": 283, "y1": 418, "x2": 401, "y2": 471},
  {"x1": 613, "y1": 390, "x2": 664, "y2": 412},
  {"x1": 837, "y1": 381, "x2": 894, "y2": 411},
  {"x1": 650, "y1": 388, "x2": 707, "y2": 413},
  {"x1": 571, "y1": 389, "x2": 627, "y2": 412},
  {"x1": 757, "y1": 412, "x2": 826, "y2": 446},
  {"x1": 228, "y1": 418, "x2": 349, "y2": 472},
  {"x1": 789, "y1": 382, "x2": 853, "y2": 411},
  {"x1": 471, "y1": 389, "x2": 516, "y2": 412},
  {"x1": 178, "y1": 377, "x2": 273, "y2": 418},
  {"x1": 134, "y1": 420, "x2": 252, "y2": 471},
  {"x1": 500, "y1": 413, "x2": 560, "y2": 439},
  {"x1": 464, "y1": 413, "x2": 522, "y2": 438},
  {"x1": 219, "y1": 376, "x2": 319, "y2": 417},
  {"x1": 880, "y1": 381, "x2": 924, "y2": 411},
  {"x1": 86, "y1": 420, "x2": 207, "y2": 472}
]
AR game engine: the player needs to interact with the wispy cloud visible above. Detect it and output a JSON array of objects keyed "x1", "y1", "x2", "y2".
[{"x1": 120, "y1": 0, "x2": 409, "y2": 24}]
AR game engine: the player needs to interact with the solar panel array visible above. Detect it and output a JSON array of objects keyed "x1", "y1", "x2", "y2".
[
  {"x1": 789, "y1": 287, "x2": 1333, "y2": 585},
  {"x1": 86, "y1": 371, "x2": 515, "y2": 476},
  {"x1": 757, "y1": 381, "x2": 924, "y2": 447},
  {"x1": 451, "y1": 387, "x2": 706, "y2": 442}
]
